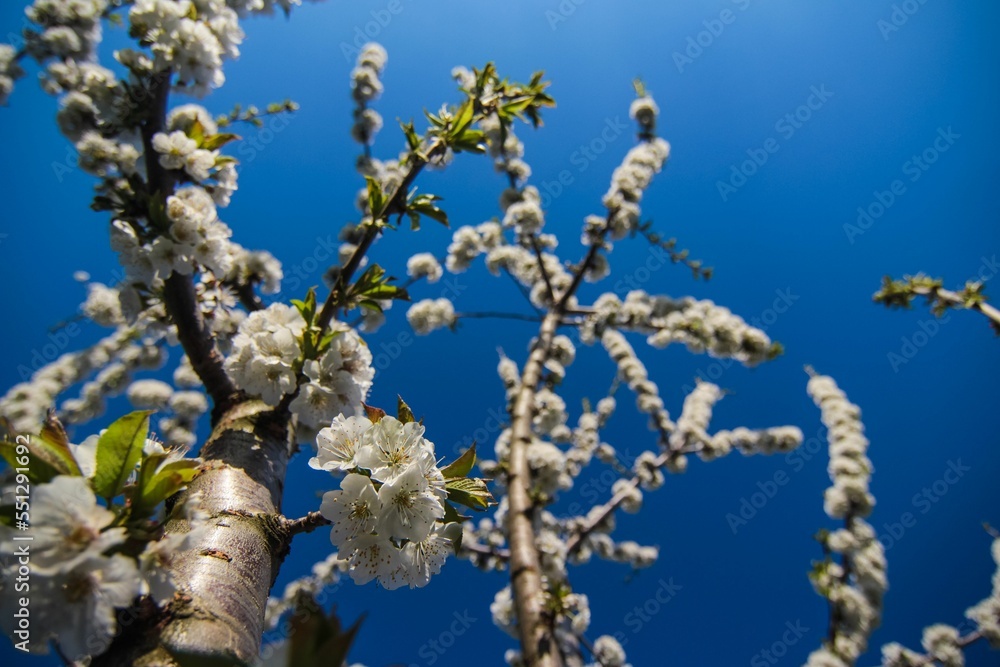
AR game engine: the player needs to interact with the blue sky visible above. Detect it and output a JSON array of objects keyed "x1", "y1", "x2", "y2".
[{"x1": 1, "y1": 1, "x2": 999, "y2": 665}]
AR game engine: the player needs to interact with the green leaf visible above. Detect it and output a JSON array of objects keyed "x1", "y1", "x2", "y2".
[
  {"x1": 92, "y1": 411, "x2": 152, "y2": 502},
  {"x1": 397, "y1": 396, "x2": 415, "y2": 424},
  {"x1": 0, "y1": 439, "x2": 64, "y2": 484},
  {"x1": 443, "y1": 502, "x2": 470, "y2": 525},
  {"x1": 364, "y1": 176, "x2": 385, "y2": 215},
  {"x1": 132, "y1": 457, "x2": 202, "y2": 518},
  {"x1": 408, "y1": 193, "x2": 449, "y2": 228},
  {"x1": 441, "y1": 442, "x2": 476, "y2": 479},
  {"x1": 445, "y1": 476, "x2": 494, "y2": 511},
  {"x1": 201, "y1": 132, "x2": 241, "y2": 151},
  {"x1": 499, "y1": 96, "x2": 534, "y2": 120},
  {"x1": 291, "y1": 287, "x2": 318, "y2": 325},
  {"x1": 188, "y1": 117, "x2": 207, "y2": 146},
  {"x1": 450, "y1": 98, "x2": 476, "y2": 139},
  {"x1": 38, "y1": 413, "x2": 80, "y2": 474},
  {"x1": 400, "y1": 119, "x2": 421, "y2": 152}
]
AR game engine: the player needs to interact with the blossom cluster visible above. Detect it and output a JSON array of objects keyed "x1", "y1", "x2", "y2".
[
  {"x1": 670, "y1": 380, "x2": 803, "y2": 461},
  {"x1": 601, "y1": 328, "x2": 675, "y2": 442},
  {"x1": 128, "y1": 0, "x2": 243, "y2": 96},
  {"x1": 600, "y1": 133, "x2": 670, "y2": 241},
  {"x1": 350, "y1": 43, "x2": 387, "y2": 144},
  {"x1": 805, "y1": 373, "x2": 886, "y2": 667},
  {"x1": 0, "y1": 471, "x2": 206, "y2": 660},
  {"x1": 406, "y1": 297, "x2": 456, "y2": 335},
  {"x1": 881, "y1": 537, "x2": 1000, "y2": 665},
  {"x1": 224, "y1": 303, "x2": 374, "y2": 433},
  {"x1": 311, "y1": 414, "x2": 457, "y2": 589},
  {"x1": 581, "y1": 289, "x2": 778, "y2": 365},
  {"x1": 478, "y1": 94, "x2": 532, "y2": 184},
  {"x1": 406, "y1": 252, "x2": 444, "y2": 283},
  {"x1": 0, "y1": 327, "x2": 164, "y2": 434}
]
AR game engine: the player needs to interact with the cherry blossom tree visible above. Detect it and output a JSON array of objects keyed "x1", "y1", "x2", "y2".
[{"x1": 0, "y1": 3, "x2": 997, "y2": 667}]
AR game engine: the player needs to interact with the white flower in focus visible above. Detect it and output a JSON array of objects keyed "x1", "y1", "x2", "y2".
[
  {"x1": 356, "y1": 416, "x2": 430, "y2": 482},
  {"x1": 376, "y1": 464, "x2": 444, "y2": 543},
  {"x1": 398, "y1": 523, "x2": 453, "y2": 588},
  {"x1": 346, "y1": 533, "x2": 401, "y2": 586},
  {"x1": 311, "y1": 415, "x2": 372, "y2": 473},
  {"x1": 320, "y1": 473, "x2": 380, "y2": 548}
]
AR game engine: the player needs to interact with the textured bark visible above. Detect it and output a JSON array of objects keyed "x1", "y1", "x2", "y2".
[
  {"x1": 94, "y1": 400, "x2": 292, "y2": 667},
  {"x1": 508, "y1": 311, "x2": 564, "y2": 667}
]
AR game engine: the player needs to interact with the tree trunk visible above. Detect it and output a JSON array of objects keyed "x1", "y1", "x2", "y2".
[
  {"x1": 508, "y1": 312, "x2": 564, "y2": 667},
  {"x1": 94, "y1": 400, "x2": 293, "y2": 667}
]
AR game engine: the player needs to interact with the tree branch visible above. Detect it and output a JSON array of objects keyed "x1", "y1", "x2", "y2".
[
  {"x1": 284, "y1": 510, "x2": 331, "y2": 537},
  {"x1": 138, "y1": 69, "x2": 240, "y2": 421},
  {"x1": 94, "y1": 401, "x2": 294, "y2": 667},
  {"x1": 508, "y1": 310, "x2": 565, "y2": 667}
]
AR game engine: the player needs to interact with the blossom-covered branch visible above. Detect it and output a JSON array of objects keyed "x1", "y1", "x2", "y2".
[{"x1": 874, "y1": 273, "x2": 1000, "y2": 335}]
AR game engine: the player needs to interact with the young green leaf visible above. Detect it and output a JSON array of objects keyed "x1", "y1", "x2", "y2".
[
  {"x1": 445, "y1": 476, "x2": 494, "y2": 511},
  {"x1": 441, "y1": 442, "x2": 477, "y2": 479},
  {"x1": 365, "y1": 176, "x2": 385, "y2": 215},
  {"x1": 132, "y1": 458, "x2": 202, "y2": 518},
  {"x1": 0, "y1": 439, "x2": 65, "y2": 484},
  {"x1": 397, "y1": 396, "x2": 415, "y2": 424},
  {"x1": 200, "y1": 132, "x2": 241, "y2": 151},
  {"x1": 92, "y1": 411, "x2": 152, "y2": 502}
]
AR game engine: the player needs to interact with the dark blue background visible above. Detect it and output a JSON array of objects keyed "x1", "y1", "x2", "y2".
[{"x1": 1, "y1": 1, "x2": 998, "y2": 665}]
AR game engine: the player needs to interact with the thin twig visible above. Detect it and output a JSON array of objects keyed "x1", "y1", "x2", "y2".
[
  {"x1": 284, "y1": 511, "x2": 331, "y2": 538},
  {"x1": 457, "y1": 311, "x2": 544, "y2": 323}
]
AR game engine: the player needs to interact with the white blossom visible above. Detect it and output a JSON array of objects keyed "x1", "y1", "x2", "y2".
[
  {"x1": 320, "y1": 473, "x2": 380, "y2": 548},
  {"x1": 407, "y1": 298, "x2": 456, "y2": 335},
  {"x1": 406, "y1": 253, "x2": 444, "y2": 283}
]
